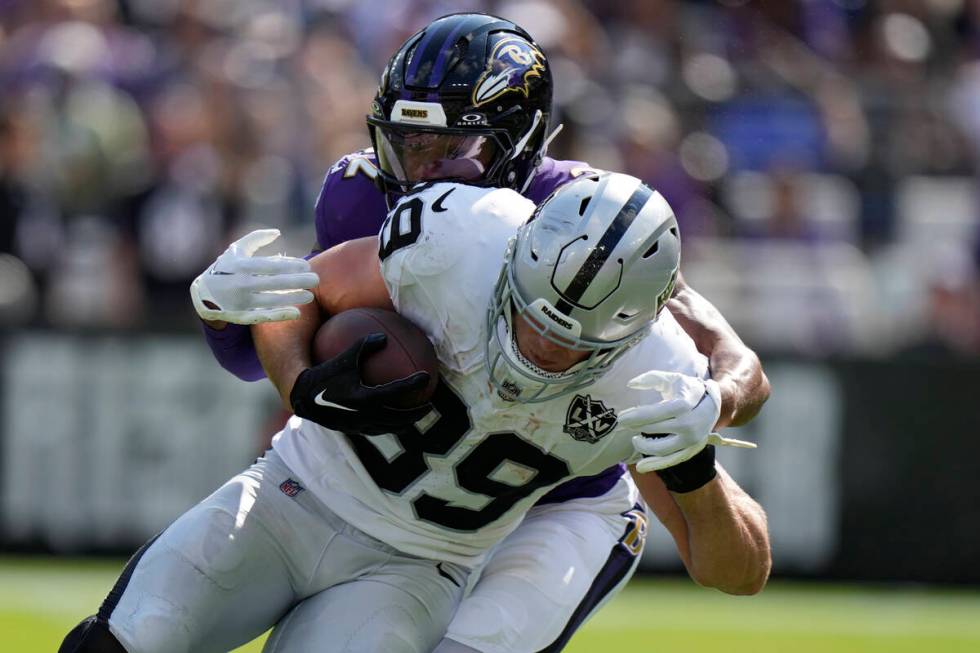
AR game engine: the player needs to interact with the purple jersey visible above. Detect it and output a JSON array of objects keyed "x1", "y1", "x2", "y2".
[{"x1": 201, "y1": 150, "x2": 622, "y2": 501}]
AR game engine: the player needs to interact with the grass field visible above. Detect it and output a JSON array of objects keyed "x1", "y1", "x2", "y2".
[{"x1": 5, "y1": 556, "x2": 980, "y2": 652}]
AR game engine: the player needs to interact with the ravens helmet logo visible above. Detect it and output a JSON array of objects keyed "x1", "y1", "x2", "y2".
[{"x1": 472, "y1": 36, "x2": 546, "y2": 107}]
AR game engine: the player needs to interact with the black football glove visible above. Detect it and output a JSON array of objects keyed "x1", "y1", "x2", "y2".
[{"x1": 289, "y1": 332, "x2": 433, "y2": 435}]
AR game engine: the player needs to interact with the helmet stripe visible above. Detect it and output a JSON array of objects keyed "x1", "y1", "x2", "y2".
[
  {"x1": 556, "y1": 183, "x2": 653, "y2": 308},
  {"x1": 406, "y1": 24, "x2": 450, "y2": 87},
  {"x1": 404, "y1": 31, "x2": 431, "y2": 88},
  {"x1": 427, "y1": 19, "x2": 475, "y2": 89},
  {"x1": 407, "y1": 15, "x2": 487, "y2": 89}
]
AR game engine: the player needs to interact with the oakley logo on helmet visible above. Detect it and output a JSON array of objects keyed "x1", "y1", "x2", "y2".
[
  {"x1": 458, "y1": 113, "x2": 489, "y2": 126},
  {"x1": 472, "y1": 36, "x2": 546, "y2": 107}
]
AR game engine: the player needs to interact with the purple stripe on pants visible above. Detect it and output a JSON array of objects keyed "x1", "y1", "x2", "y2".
[{"x1": 536, "y1": 502, "x2": 645, "y2": 652}]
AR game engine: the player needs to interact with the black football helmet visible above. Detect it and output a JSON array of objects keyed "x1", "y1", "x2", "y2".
[{"x1": 367, "y1": 13, "x2": 553, "y2": 194}]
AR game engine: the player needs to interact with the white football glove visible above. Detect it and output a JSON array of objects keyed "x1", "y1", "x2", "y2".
[
  {"x1": 620, "y1": 371, "x2": 756, "y2": 474},
  {"x1": 190, "y1": 229, "x2": 320, "y2": 325}
]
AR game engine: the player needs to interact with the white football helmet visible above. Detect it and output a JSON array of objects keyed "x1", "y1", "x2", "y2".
[{"x1": 486, "y1": 172, "x2": 681, "y2": 403}]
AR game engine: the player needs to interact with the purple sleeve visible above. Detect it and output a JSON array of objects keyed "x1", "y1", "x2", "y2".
[
  {"x1": 203, "y1": 150, "x2": 391, "y2": 382},
  {"x1": 201, "y1": 322, "x2": 267, "y2": 382},
  {"x1": 522, "y1": 157, "x2": 593, "y2": 204},
  {"x1": 314, "y1": 150, "x2": 391, "y2": 251}
]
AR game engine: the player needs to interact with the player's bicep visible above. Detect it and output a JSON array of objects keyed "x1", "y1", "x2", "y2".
[
  {"x1": 310, "y1": 237, "x2": 393, "y2": 315},
  {"x1": 666, "y1": 275, "x2": 743, "y2": 355}
]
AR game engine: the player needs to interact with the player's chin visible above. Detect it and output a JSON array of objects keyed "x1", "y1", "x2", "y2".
[
  {"x1": 536, "y1": 361, "x2": 568, "y2": 373},
  {"x1": 526, "y1": 352, "x2": 574, "y2": 373}
]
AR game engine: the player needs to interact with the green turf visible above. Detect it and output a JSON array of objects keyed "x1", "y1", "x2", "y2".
[{"x1": 4, "y1": 556, "x2": 979, "y2": 652}]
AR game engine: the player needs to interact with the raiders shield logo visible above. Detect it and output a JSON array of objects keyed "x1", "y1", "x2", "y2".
[{"x1": 563, "y1": 394, "x2": 617, "y2": 444}]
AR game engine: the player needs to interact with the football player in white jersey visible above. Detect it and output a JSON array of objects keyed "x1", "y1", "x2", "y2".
[
  {"x1": 251, "y1": 173, "x2": 769, "y2": 651},
  {"x1": 144, "y1": 13, "x2": 773, "y2": 653},
  {"x1": 59, "y1": 174, "x2": 769, "y2": 653}
]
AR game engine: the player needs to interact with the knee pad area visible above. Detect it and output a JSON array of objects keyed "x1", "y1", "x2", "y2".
[{"x1": 59, "y1": 616, "x2": 128, "y2": 653}]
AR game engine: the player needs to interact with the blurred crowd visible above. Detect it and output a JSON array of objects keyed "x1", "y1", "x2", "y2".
[{"x1": 1, "y1": 0, "x2": 979, "y2": 357}]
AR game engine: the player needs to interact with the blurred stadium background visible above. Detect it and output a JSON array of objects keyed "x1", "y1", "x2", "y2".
[{"x1": 2, "y1": 0, "x2": 979, "y2": 650}]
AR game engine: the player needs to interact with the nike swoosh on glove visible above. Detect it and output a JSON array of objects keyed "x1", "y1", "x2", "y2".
[{"x1": 290, "y1": 333, "x2": 433, "y2": 435}]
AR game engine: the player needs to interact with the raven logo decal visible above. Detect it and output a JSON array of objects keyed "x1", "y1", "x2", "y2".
[
  {"x1": 619, "y1": 507, "x2": 649, "y2": 557},
  {"x1": 472, "y1": 37, "x2": 546, "y2": 107}
]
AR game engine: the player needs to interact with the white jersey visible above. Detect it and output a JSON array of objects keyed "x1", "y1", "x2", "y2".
[{"x1": 273, "y1": 183, "x2": 707, "y2": 566}]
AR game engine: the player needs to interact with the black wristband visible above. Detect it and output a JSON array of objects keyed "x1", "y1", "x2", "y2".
[{"x1": 655, "y1": 445, "x2": 717, "y2": 493}]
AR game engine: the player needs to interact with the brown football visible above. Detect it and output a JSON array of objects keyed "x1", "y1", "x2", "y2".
[{"x1": 313, "y1": 307, "x2": 439, "y2": 408}]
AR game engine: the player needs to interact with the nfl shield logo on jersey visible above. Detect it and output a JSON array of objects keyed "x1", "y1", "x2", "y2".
[
  {"x1": 279, "y1": 478, "x2": 304, "y2": 497},
  {"x1": 563, "y1": 395, "x2": 617, "y2": 444}
]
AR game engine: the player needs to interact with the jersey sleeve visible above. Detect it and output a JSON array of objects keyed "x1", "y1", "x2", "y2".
[
  {"x1": 313, "y1": 149, "x2": 390, "y2": 252},
  {"x1": 200, "y1": 322, "x2": 266, "y2": 382},
  {"x1": 523, "y1": 157, "x2": 598, "y2": 204},
  {"x1": 380, "y1": 184, "x2": 534, "y2": 371}
]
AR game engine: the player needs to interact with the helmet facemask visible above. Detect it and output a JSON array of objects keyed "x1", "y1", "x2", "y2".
[
  {"x1": 484, "y1": 172, "x2": 681, "y2": 404},
  {"x1": 485, "y1": 247, "x2": 650, "y2": 404}
]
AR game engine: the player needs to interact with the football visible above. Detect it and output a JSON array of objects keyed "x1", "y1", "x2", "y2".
[{"x1": 313, "y1": 307, "x2": 439, "y2": 408}]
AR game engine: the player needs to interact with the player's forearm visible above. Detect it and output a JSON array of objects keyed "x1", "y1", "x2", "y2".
[
  {"x1": 667, "y1": 278, "x2": 770, "y2": 428},
  {"x1": 672, "y1": 466, "x2": 771, "y2": 595},
  {"x1": 630, "y1": 467, "x2": 694, "y2": 571},
  {"x1": 201, "y1": 322, "x2": 268, "y2": 382},
  {"x1": 252, "y1": 301, "x2": 320, "y2": 409}
]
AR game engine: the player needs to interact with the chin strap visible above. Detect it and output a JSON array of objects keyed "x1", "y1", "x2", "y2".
[
  {"x1": 519, "y1": 121, "x2": 564, "y2": 195},
  {"x1": 541, "y1": 122, "x2": 564, "y2": 157},
  {"x1": 510, "y1": 110, "x2": 544, "y2": 160},
  {"x1": 519, "y1": 122, "x2": 564, "y2": 194}
]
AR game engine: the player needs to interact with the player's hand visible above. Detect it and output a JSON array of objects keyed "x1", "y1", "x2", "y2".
[
  {"x1": 190, "y1": 229, "x2": 320, "y2": 325},
  {"x1": 289, "y1": 333, "x2": 433, "y2": 435},
  {"x1": 620, "y1": 371, "x2": 755, "y2": 474}
]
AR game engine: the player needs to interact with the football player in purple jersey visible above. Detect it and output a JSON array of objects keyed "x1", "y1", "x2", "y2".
[{"x1": 145, "y1": 12, "x2": 768, "y2": 653}]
